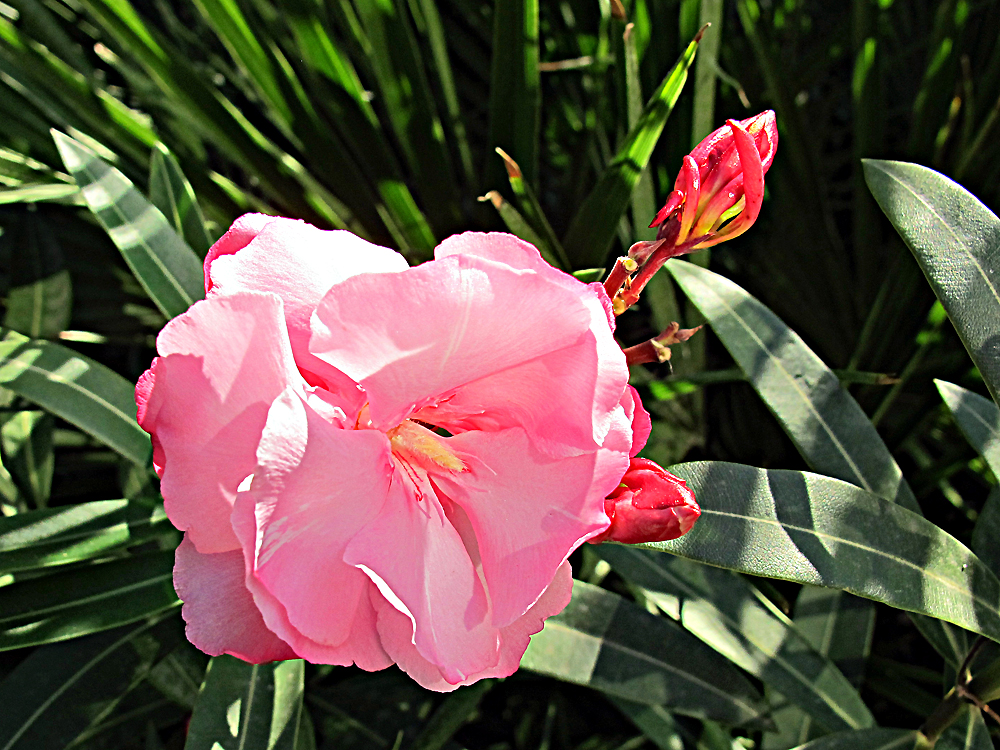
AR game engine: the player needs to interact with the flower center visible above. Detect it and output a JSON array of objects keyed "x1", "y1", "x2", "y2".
[{"x1": 386, "y1": 419, "x2": 466, "y2": 475}]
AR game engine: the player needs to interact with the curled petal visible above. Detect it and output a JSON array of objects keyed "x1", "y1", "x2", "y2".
[
  {"x1": 675, "y1": 155, "x2": 701, "y2": 244},
  {"x1": 649, "y1": 190, "x2": 684, "y2": 229},
  {"x1": 139, "y1": 292, "x2": 302, "y2": 553},
  {"x1": 699, "y1": 119, "x2": 766, "y2": 245},
  {"x1": 231, "y1": 389, "x2": 394, "y2": 661},
  {"x1": 372, "y1": 561, "x2": 573, "y2": 691},
  {"x1": 310, "y1": 252, "x2": 597, "y2": 431},
  {"x1": 436, "y1": 421, "x2": 626, "y2": 628},
  {"x1": 174, "y1": 535, "x2": 297, "y2": 663}
]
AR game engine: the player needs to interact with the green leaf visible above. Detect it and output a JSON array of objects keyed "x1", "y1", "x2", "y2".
[
  {"x1": 937, "y1": 706, "x2": 992, "y2": 750},
  {"x1": 0, "y1": 550, "x2": 179, "y2": 650},
  {"x1": 0, "y1": 329, "x2": 151, "y2": 466},
  {"x1": 667, "y1": 260, "x2": 919, "y2": 512},
  {"x1": 611, "y1": 698, "x2": 692, "y2": 750},
  {"x1": 0, "y1": 614, "x2": 182, "y2": 750},
  {"x1": 409, "y1": 680, "x2": 494, "y2": 750},
  {"x1": 562, "y1": 33, "x2": 700, "y2": 267},
  {"x1": 185, "y1": 656, "x2": 305, "y2": 750},
  {"x1": 863, "y1": 160, "x2": 1000, "y2": 405},
  {"x1": 936, "y1": 380, "x2": 1000, "y2": 475},
  {"x1": 598, "y1": 546, "x2": 873, "y2": 733},
  {"x1": 2, "y1": 210, "x2": 72, "y2": 338},
  {"x1": 0, "y1": 410, "x2": 54, "y2": 509},
  {"x1": 52, "y1": 129, "x2": 204, "y2": 319},
  {"x1": 788, "y1": 729, "x2": 917, "y2": 750},
  {"x1": 520, "y1": 580, "x2": 768, "y2": 726},
  {"x1": 0, "y1": 499, "x2": 171, "y2": 574},
  {"x1": 487, "y1": 0, "x2": 540, "y2": 185},
  {"x1": 650, "y1": 461, "x2": 1000, "y2": 644},
  {"x1": 0, "y1": 183, "x2": 79, "y2": 204},
  {"x1": 148, "y1": 143, "x2": 212, "y2": 257},
  {"x1": 935, "y1": 380, "x2": 1000, "y2": 576}
]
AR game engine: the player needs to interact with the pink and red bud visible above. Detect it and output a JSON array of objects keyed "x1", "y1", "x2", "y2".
[
  {"x1": 649, "y1": 110, "x2": 778, "y2": 251},
  {"x1": 589, "y1": 458, "x2": 701, "y2": 545},
  {"x1": 609, "y1": 111, "x2": 778, "y2": 313}
]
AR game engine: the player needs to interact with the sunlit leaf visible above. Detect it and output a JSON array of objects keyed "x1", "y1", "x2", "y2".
[
  {"x1": 0, "y1": 499, "x2": 171, "y2": 573},
  {"x1": 667, "y1": 260, "x2": 919, "y2": 512},
  {"x1": 651, "y1": 461, "x2": 1000, "y2": 643},
  {"x1": 788, "y1": 729, "x2": 917, "y2": 750},
  {"x1": 185, "y1": 656, "x2": 304, "y2": 750},
  {"x1": 0, "y1": 329, "x2": 151, "y2": 466},
  {"x1": 598, "y1": 545, "x2": 874, "y2": 733},
  {"x1": 0, "y1": 550, "x2": 178, "y2": 650},
  {"x1": 864, "y1": 160, "x2": 1000, "y2": 405},
  {"x1": 52, "y1": 129, "x2": 204, "y2": 319},
  {"x1": 148, "y1": 143, "x2": 212, "y2": 257},
  {"x1": 521, "y1": 580, "x2": 768, "y2": 726}
]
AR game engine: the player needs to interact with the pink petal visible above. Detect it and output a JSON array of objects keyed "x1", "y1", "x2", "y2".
[
  {"x1": 173, "y1": 534, "x2": 297, "y2": 663},
  {"x1": 206, "y1": 215, "x2": 407, "y2": 397},
  {"x1": 436, "y1": 423, "x2": 628, "y2": 628},
  {"x1": 203, "y1": 213, "x2": 274, "y2": 294},
  {"x1": 230, "y1": 388, "x2": 394, "y2": 655},
  {"x1": 620, "y1": 385, "x2": 651, "y2": 457},
  {"x1": 371, "y1": 561, "x2": 573, "y2": 691},
  {"x1": 344, "y1": 472, "x2": 499, "y2": 683},
  {"x1": 140, "y1": 292, "x2": 302, "y2": 553},
  {"x1": 310, "y1": 253, "x2": 595, "y2": 430}
]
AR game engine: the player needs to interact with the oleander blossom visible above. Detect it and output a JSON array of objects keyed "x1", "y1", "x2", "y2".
[{"x1": 136, "y1": 214, "x2": 659, "y2": 691}]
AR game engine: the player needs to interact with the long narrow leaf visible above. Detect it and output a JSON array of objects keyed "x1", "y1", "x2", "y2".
[
  {"x1": 598, "y1": 545, "x2": 874, "y2": 733},
  {"x1": 148, "y1": 143, "x2": 213, "y2": 257},
  {"x1": 487, "y1": 0, "x2": 539, "y2": 185},
  {"x1": 0, "y1": 614, "x2": 182, "y2": 750},
  {"x1": 0, "y1": 550, "x2": 178, "y2": 650},
  {"x1": 864, "y1": 160, "x2": 1000, "y2": 405},
  {"x1": 789, "y1": 729, "x2": 917, "y2": 750},
  {"x1": 521, "y1": 580, "x2": 767, "y2": 726},
  {"x1": 667, "y1": 260, "x2": 919, "y2": 511},
  {"x1": 185, "y1": 656, "x2": 304, "y2": 750},
  {"x1": 562, "y1": 32, "x2": 701, "y2": 267},
  {"x1": 0, "y1": 499, "x2": 171, "y2": 573},
  {"x1": 53, "y1": 130, "x2": 204, "y2": 319},
  {"x1": 0, "y1": 330, "x2": 151, "y2": 466},
  {"x1": 651, "y1": 461, "x2": 1000, "y2": 644}
]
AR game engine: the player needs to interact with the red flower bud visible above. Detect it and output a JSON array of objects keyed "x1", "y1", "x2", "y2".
[
  {"x1": 589, "y1": 458, "x2": 701, "y2": 545},
  {"x1": 649, "y1": 110, "x2": 778, "y2": 251}
]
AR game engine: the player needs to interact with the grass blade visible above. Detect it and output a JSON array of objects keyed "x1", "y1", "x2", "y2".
[{"x1": 562, "y1": 30, "x2": 701, "y2": 267}]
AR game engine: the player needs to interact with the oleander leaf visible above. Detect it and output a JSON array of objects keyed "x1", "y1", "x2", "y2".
[
  {"x1": 185, "y1": 656, "x2": 305, "y2": 750},
  {"x1": 0, "y1": 499, "x2": 171, "y2": 573},
  {"x1": 650, "y1": 461, "x2": 1000, "y2": 643},
  {"x1": 52, "y1": 129, "x2": 204, "y2": 319},
  {"x1": 520, "y1": 580, "x2": 768, "y2": 726},
  {"x1": 864, "y1": 160, "x2": 1000, "y2": 405},
  {"x1": 0, "y1": 550, "x2": 178, "y2": 650},
  {"x1": 0, "y1": 329, "x2": 151, "y2": 465},
  {"x1": 598, "y1": 545, "x2": 874, "y2": 733}
]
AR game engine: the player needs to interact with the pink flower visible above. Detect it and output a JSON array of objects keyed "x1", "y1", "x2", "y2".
[
  {"x1": 588, "y1": 458, "x2": 700, "y2": 545},
  {"x1": 137, "y1": 215, "x2": 654, "y2": 690}
]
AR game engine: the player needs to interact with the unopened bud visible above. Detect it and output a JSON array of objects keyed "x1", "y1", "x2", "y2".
[{"x1": 589, "y1": 458, "x2": 700, "y2": 545}]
